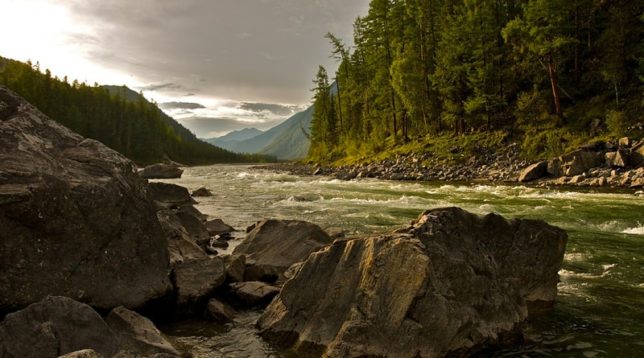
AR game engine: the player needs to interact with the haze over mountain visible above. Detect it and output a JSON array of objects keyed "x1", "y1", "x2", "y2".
[{"x1": 205, "y1": 128, "x2": 264, "y2": 151}]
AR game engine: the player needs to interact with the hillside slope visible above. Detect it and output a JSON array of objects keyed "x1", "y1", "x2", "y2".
[
  {"x1": 227, "y1": 105, "x2": 313, "y2": 160},
  {"x1": 0, "y1": 57, "x2": 269, "y2": 165}
]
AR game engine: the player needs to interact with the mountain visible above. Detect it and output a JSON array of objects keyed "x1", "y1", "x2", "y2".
[
  {"x1": 226, "y1": 105, "x2": 314, "y2": 160},
  {"x1": 205, "y1": 128, "x2": 263, "y2": 151},
  {"x1": 0, "y1": 57, "x2": 272, "y2": 165}
]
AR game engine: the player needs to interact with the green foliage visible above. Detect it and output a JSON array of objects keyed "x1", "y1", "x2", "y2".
[
  {"x1": 308, "y1": 0, "x2": 643, "y2": 163},
  {"x1": 605, "y1": 110, "x2": 628, "y2": 138},
  {"x1": 0, "y1": 57, "x2": 272, "y2": 165}
]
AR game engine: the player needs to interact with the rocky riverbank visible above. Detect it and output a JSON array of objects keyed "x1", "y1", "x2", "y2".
[
  {"x1": 258, "y1": 137, "x2": 644, "y2": 190},
  {"x1": 1, "y1": 85, "x2": 570, "y2": 357}
]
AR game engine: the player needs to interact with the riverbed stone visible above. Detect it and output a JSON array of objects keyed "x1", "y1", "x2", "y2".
[
  {"x1": 233, "y1": 219, "x2": 333, "y2": 282},
  {"x1": 205, "y1": 298, "x2": 237, "y2": 322},
  {"x1": 139, "y1": 163, "x2": 183, "y2": 179},
  {"x1": 191, "y1": 187, "x2": 213, "y2": 197},
  {"x1": 0, "y1": 296, "x2": 119, "y2": 358},
  {"x1": 206, "y1": 218, "x2": 235, "y2": 235},
  {"x1": 229, "y1": 281, "x2": 280, "y2": 307},
  {"x1": 226, "y1": 255, "x2": 246, "y2": 283},
  {"x1": 57, "y1": 350, "x2": 103, "y2": 358},
  {"x1": 518, "y1": 161, "x2": 548, "y2": 182},
  {"x1": 173, "y1": 257, "x2": 226, "y2": 305},
  {"x1": 0, "y1": 86, "x2": 172, "y2": 312},
  {"x1": 106, "y1": 306, "x2": 180, "y2": 357},
  {"x1": 605, "y1": 149, "x2": 629, "y2": 168},
  {"x1": 148, "y1": 182, "x2": 196, "y2": 208},
  {"x1": 259, "y1": 207, "x2": 567, "y2": 357}
]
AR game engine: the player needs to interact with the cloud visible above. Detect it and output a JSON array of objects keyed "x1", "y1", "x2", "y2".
[
  {"x1": 159, "y1": 101, "x2": 206, "y2": 110},
  {"x1": 239, "y1": 102, "x2": 301, "y2": 116},
  {"x1": 58, "y1": 0, "x2": 371, "y2": 103}
]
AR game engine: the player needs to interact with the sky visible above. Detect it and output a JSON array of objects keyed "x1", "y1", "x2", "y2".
[{"x1": 0, "y1": 0, "x2": 370, "y2": 138}]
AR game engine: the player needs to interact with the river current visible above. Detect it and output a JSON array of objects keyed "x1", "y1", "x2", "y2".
[{"x1": 158, "y1": 164, "x2": 643, "y2": 357}]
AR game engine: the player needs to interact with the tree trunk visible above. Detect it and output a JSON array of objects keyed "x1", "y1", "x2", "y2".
[{"x1": 546, "y1": 56, "x2": 562, "y2": 118}]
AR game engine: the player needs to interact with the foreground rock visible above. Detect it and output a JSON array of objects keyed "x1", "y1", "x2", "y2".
[
  {"x1": 0, "y1": 86, "x2": 172, "y2": 312},
  {"x1": 106, "y1": 306, "x2": 180, "y2": 357},
  {"x1": 0, "y1": 296, "x2": 119, "y2": 358},
  {"x1": 233, "y1": 219, "x2": 333, "y2": 282},
  {"x1": 229, "y1": 281, "x2": 280, "y2": 307},
  {"x1": 139, "y1": 163, "x2": 183, "y2": 179},
  {"x1": 191, "y1": 187, "x2": 213, "y2": 197},
  {"x1": 57, "y1": 350, "x2": 103, "y2": 358},
  {"x1": 258, "y1": 207, "x2": 567, "y2": 357},
  {"x1": 173, "y1": 258, "x2": 226, "y2": 306}
]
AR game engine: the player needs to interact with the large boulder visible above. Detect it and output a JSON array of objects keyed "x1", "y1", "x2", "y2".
[
  {"x1": 148, "y1": 182, "x2": 196, "y2": 209},
  {"x1": 138, "y1": 163, "x2": 183, "y2": 179},
  {"x1": 258, "y1": 207, "x2": 567, "y2": 357},
  {"x1": 233, "y1": 219, "x2": 333, "y2": 282},
  {"x1": 0, "y1": 296, "x2": 119, "y2": 358},
  {"x1": 106, "y1": 306, "x2": 180, "y2": 357},
  {"x1": 631, "y1": 142, "x2": 644, "y2": 168},
  {"x1": 518, "y1": 161, "x2": 548, "y2": 182},
  {"x1": 560, "y1": 149, "x2": 603, "y2": 176},
  {"x1": 173, "y1": 257, "x2": 226, "y2": 306},
  {"x1": 229, "y1": 281, "x2": 280, "y2": 308},
  {"x1": 0, "y1": 86, "x2": 172, "y2": 313},
  {"x1": 605, "y1": 149, "x2": 629, "y2": 168}
]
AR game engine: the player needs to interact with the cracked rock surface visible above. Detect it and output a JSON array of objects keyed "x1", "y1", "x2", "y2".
[
  {"x1": 258, "y1": 207, "x2": 567, "y2": 357},
  {"x1": 0, "y1": 86, "x2": 172, "y2": 314}
]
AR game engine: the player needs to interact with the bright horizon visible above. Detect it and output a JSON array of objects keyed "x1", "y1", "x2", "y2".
[{"x1": 0, "y1": 0, "x2": 370, "y2": 138}]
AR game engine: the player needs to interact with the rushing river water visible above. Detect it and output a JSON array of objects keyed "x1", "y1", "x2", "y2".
[{"x1": 159, "y1": 164, "x2": 644, "y2": 357}]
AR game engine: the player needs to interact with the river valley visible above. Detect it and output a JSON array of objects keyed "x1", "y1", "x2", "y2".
[{"x1": 159, "y1": 164, "x2": 644, "y2": 357}]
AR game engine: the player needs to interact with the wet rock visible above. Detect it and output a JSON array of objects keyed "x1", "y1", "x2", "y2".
[
  {"x1": 205, "y1": 298, "x2": 236, "y2": 322},
  {"x1": 0, "y1": 86, "x2": 172, "y2": 312},
  {"x1": 173, "y1": 257, "x2": 226, "y2": 306},
  {"x1": 0, "y1": 296, "x2": 119, "y2": 358},
  {"x1": 210, "y1": 238, "x2": 230, "y2": 249},
  {"x1": 57, "y1": 349, "x2": 103, "y2": 358},
  {"x1": 157, "y1": 210, "x2": 208, "y2": 264},
  {"x1": 259, "y1": 207, "x2": 567, "y2": 357},
  {"x1": 206, "y1": 218, "x2": 235, "y2": 235},
  {"x1": 518, "y1": 161, "x2": 548, "y2": 182},
  {"x1": 229, "y1": 281, "x2": 280, "y2": 307},
  {"x1": 174, "y1": 210, "x2": 210, "y2": 248},
  {"x1": 226, "y1": 255, "x2": 246, "y2": 283},
  {"x1": 233, "y1": 219, "x2": 333, "y2": 282},
  {"x1": 106, "y1": 306, "x2": 180, "y2": 357},
  {"x1": 191, "y1": 187, "x2": 213, "y2": 197},
  {"x1": 139, "y1": 163, "x2": 183, "y2": 179},
  {"x1": 148, "y1": 182, "x2": 196, "y2": 208}
]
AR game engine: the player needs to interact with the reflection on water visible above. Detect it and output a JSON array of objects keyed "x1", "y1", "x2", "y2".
[{"x1": 159, "y1": 164, "x2": 644, "y2": 357}]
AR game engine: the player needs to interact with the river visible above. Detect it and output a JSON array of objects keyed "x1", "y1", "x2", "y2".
[{"x1": 158, "y1": 164, "x2": 644, "y2": 357}]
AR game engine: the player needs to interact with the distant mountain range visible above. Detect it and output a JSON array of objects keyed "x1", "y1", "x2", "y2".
[
  {"x1": 206, "y1": 128, "x2": 264, "y2": 151},
  {"x1": 205, "y1": 105, "x2": 314, "y2": 160}
]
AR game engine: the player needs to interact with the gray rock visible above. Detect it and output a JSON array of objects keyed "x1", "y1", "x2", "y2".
[
  {"x1": 605, "y1": 149, "x2": 629, "y2": 168},
  {"x1": 106, "y1": 306, "x2": 180, "y2": 357},
  {"x1": 205, "y1": 298, "x2": 236, "y2": 322},
  {"x1": 259, "y1": 207, "x2": 567, "y2": 357},
  {"x1": 157, "y1": 210, "x2": 208, "y2": 265},
  {"x1": 561, "y1": 149, "x2": 603, "y2": 176},
  {"x1": 57, "y1": 350, "x2": 103, "y2": 358},
  {"x1": 148, "y1": 182, "x2": 196, "y2": 208},
  {"x1": 139, "y1": 163, "x2": 183, "y2": 179},
  {"x1": 631, "y1": 143, "x2": 644, "y2": 168},
  {"x1": 173, "y1": 257, "x2": 226, "y2": 305},
  {"x1": 233, "y1": 219, "x2": 333, "y2": 282},
  {"x1": 0, "y1": 86, "x2": 172, "y2": 311},
  {"x1": 0, "y1": 296, "x2": 119, "y2": 358},
  {"x1": 226, "y1": 255, "x2": 246, "y2": 283},
  {"x1": 518, "y1": 161, "x2": 548, "y2": 182},
  {"x1": 191, "y1": 187, "x2": 213, "y2": 197},
  {"x1": 206, "y1": 218, "x2": 235, "y2": 235},
  {"x1": 229, "y1": 281, "x2": 280, "y2": 307}
]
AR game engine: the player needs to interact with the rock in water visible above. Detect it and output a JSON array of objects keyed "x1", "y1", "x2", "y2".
[
  {"x1": 139, "y1": 163, "x2": 183, "y2": 179},
  {"x1": 229, "y1": 281, "x2": 280, "y2": 307},
  {"x1": 106, "y1": 306, "x2": 180, "y2": 356},
  {"x1": 233, "y1": 219, "x2": 333, "y2": 282},
  {"x1": 0, "y1": 296, "x2": 119, "y2": 358},
  {"x1": 258, "y1": 207, "x2": 567, "y2": 357},
  {"x1": 173, "y1": 257, "x2": 226, "y2": 306},
  {"x1": 191, "y1": 186, "x2": 213, "y2": 197},
  {"x1": 0, "y1": 86, "x2": 172, "y2": 312}
]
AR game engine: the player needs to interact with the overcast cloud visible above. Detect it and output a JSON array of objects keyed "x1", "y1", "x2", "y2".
[{"x1": 0, "y1": 0, "x2": 370, "y2": 137}]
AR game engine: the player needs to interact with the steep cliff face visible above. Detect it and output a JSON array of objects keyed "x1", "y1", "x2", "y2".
[
  {"x1": 259, "y1": 207, "x2": 568, "y2": 357},
  {"x1": 0, "y1": 85, "x2": 172, "y2": 313}
]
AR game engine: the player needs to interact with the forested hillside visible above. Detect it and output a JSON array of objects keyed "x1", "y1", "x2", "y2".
[
  {"x1": 310, "y1": 0, "x2": 643, "y2": 163},
  {"x1": 0, "y1": 57, "x2": 271, "y2": 165}
]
